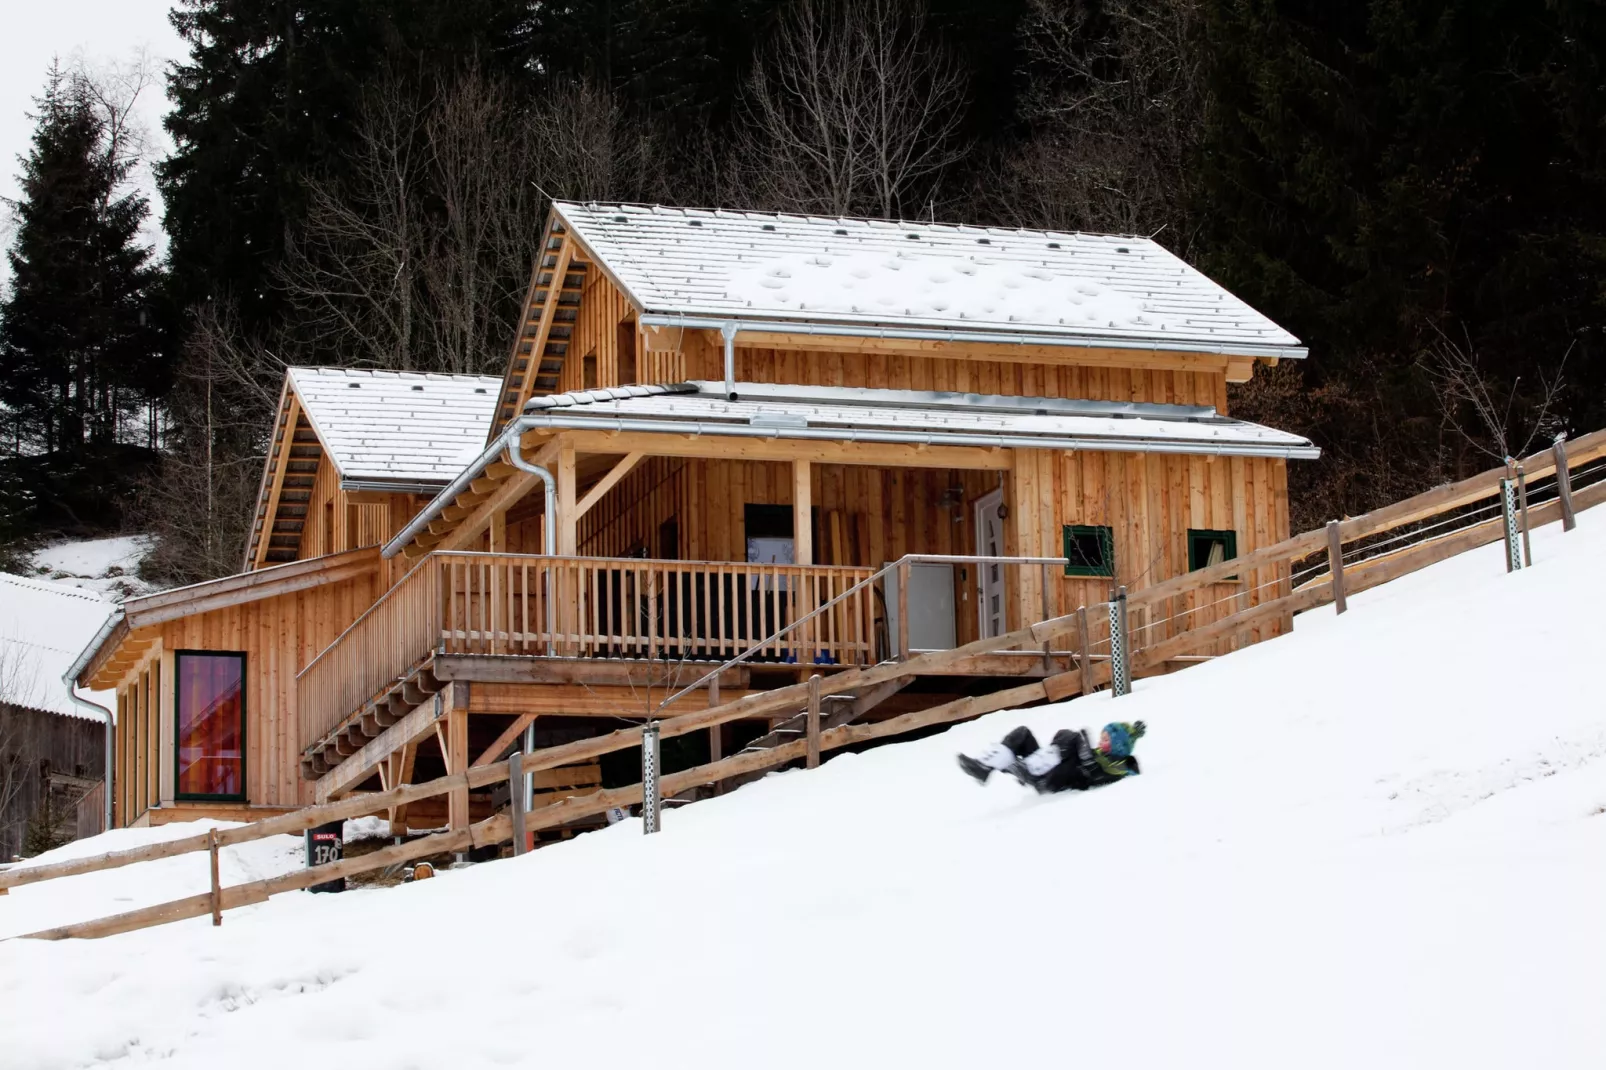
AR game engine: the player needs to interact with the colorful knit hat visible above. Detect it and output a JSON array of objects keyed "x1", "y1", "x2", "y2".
[{"x1": 1101, "y1": 720, "x2": 1147, "y2": 758}]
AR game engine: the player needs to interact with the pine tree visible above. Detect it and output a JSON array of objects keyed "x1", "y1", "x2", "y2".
[{"x1": 0, "y1": 65, "x2": 165, "y2": 536}]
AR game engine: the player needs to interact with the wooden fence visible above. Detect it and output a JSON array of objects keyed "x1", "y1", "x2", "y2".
[{"x1": 8, "y1": 429, "x2": 1605, "y2": 941}]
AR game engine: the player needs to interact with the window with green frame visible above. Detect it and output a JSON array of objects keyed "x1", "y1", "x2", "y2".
[
  {"x1": 1187, "y1": 529, "x2": 1238, "y2": 572},
  {"x1": 1063, "y1": 524, "x2": 1115, "y2": 577}
]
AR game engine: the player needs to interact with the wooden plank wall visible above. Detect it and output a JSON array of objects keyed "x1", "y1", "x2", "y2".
[
  {"x1": 301, "y1": 462, "x2": 398, "y2": 561},
  {"x1": 552, "y1": 269, "x2": 640, "y2": 393},
  {"x1": 726, "y1": 348, "x2": 1230, "y2": 413},
  {"x1": 111, "y1": 567, "x2": 381, "y2": 825}
]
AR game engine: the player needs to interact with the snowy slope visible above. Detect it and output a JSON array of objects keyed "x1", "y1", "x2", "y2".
[
  {"x1": 27, "y1": 534, "x2": 157, "y2": 599},
  {"x1": 2, "y1": 513, "x2": 1605, "y2": 1069}
]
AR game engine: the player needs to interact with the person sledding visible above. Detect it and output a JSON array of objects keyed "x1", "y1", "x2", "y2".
[{"x1": 957, "y1": 720, "x2": 1146, "y2": 793}]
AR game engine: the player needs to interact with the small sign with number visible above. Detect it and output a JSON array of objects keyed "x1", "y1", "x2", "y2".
[{"x1": 305, "y1": 821, "x2": 345, "y2": 893}]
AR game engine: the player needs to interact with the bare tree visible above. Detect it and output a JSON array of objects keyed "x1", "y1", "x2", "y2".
[
  {"x1": 0, "y1": 643, "x2": 44, "y2": 851},
  {"x1": 1419, "y1": 325, "x2": 1571, "y2": 464},
  {"x1": 997, "y1": 0, "x2": 1205, "y2": 242},
  {"x1": 737, "y1": 0, "x2": 970, "y2": 219}
]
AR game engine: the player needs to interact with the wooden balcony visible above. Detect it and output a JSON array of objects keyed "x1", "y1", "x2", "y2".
[{"x1": 296, "y1": 553, "x2": 878, "y2": 753}]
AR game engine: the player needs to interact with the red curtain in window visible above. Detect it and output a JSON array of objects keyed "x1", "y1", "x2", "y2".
[{"x1": 176, "y1": 654, "x2": 244, "y2": 797}]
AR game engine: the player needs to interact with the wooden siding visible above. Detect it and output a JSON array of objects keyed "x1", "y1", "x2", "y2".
[
  {"x1": 0, "y1": 705, "x2": 105, "y2": 859},
  {"x1": 504, "y1": 450, "x2": 1288, "y2": 652},
  {"x1": 551, "y1": 268, "x2": 641, "y2": 395},
  {"x1": 110, "y1": 565, "x2": 381, "y2": 825}
]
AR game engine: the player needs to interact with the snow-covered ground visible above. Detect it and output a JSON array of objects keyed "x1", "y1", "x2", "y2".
[
  {"x1": 27, "y1": 534, "x2": 157, "y2": 599},
  {"x1": 2, "y1": 512, "x2": 1604, "y2": 1069}
]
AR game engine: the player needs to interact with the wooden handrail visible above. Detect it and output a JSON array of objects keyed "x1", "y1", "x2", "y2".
[{"x1": 11, "y1": 433, "x2": 1606, "y2": 937}]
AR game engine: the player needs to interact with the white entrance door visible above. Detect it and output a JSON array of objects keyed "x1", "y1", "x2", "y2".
[{"x1": 974, "y1": 488, "x2": 1006, "y2": 638}]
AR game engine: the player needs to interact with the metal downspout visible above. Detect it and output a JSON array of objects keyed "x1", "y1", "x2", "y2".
[
  {"x1": 505, "y1": 436, "x2": 558, "y2": 811},
  {"x1": 63, "y1": 671, "x2": 115, "y2": 833},
  {"x1": 506, "y1": 436, "x2": 559, "y2": 665},
  {"x1": 720, "y1": 321, "x2": 738, "y2": 399}
]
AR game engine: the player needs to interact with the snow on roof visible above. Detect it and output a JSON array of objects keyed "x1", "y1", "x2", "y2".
[
  {"x1": 289, "y1": 367, "x2": 501, "y2": 488},
  {"x1": 554, "y1": 202, "x2": 1306, "y2": 358},
  {"x1": 0, "y1": 573, "x2": 114, "y2": 721},
  {"x1": 522, "y1": 382, "x2": 1320, "y2": 459}
]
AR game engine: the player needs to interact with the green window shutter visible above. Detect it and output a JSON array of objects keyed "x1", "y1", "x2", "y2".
[
  {"x1": 1063, "y1": 524, "x2": 1115, "y2": 577},
  {"x1": 1187, "y1": 529, "x2": 1238, "y2": 572}
]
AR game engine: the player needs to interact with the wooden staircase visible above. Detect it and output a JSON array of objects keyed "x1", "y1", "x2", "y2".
[{"x1": 491, "y1": 219, "x2": 588, "y2": 437}]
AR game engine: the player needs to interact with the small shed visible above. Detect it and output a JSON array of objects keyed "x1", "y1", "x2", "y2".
[{"x1": 0, "y1": 573, "x2": 113, "y2": 858}]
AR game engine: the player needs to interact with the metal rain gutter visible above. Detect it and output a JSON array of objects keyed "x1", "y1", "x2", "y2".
[
  {"x1": 340, "y1": 478, "x2": 452, "y2": 496},
  {"x1": 507, "y1": 411, "x2": 1322, "y2": 461},
  {"x1": 638, "y1": 313, "x2": 1309, "y2": 362}
]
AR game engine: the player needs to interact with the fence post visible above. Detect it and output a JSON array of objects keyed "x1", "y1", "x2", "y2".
[
  {"x1": 1499, "y1": 475, "x2": 1523, "y2": 573},
  {"x1": 509, "y1": 750, "x2": 528, "y2": 856},
  {"x1": 1326, "y1": 520, "x2": 1347, "y2": 615},
  {"x1": 1515, "y1": 462, "x2": 1534, "y2": 567},
  {"x1": 1076, "y1": 606, "x2": 1094, "y2": 696},
  {"x1": 1039, "y1": 563, "x2": 1053, "y2": 670},
  {"x1": 208, "y1": 829, "x2": 221, "y2": 927},
  {"x1": 641, "y1": 720, "x2": 661, "y2": 835},
  {"x1": 806, "y1": 674, "x2": 821, "y2": 770},
  {"x1": 1108, "y1": 586, "x2": 1131, "y2": 698},
  {"x1": 1553, "y1": 433, "x2": 1577, "y2": 532}
]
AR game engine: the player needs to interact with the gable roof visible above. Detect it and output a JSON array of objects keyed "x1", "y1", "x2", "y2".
[
  {"x1": 553, "y1": 201, "x2": 1306, "y2": 359},
  {"x1": 0, "y1": 573, "x2": 114, "y2": 720},
  {"x1": 247, "y1": 367, "x2": 499, "y2": 568},
  {"x1": 289, "y1": 367, "x2": 500, "y2": 488}
]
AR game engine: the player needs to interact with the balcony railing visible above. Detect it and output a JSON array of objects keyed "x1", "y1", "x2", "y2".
[{"x1": 296, "y1": 553, "x2": 878, "y2": 752}]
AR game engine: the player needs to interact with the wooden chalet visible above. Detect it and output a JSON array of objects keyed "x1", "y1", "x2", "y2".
[{"x1": 72, "y1": 202, "x2": 1317, "y2": 834}]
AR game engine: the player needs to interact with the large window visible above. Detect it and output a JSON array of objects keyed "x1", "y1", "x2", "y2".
[
  {"x1": 1063, "y1": 525, "x2": 1115, "y2": 577},
  {"x1": 175, "y1": 651, "x2": 246, "y2": 800}
]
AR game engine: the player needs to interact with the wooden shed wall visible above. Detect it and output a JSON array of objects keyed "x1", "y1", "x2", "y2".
[
  {"x1": 111, "y1": 566, "x2": 381, "y2": 825},
  {"x1": 300, "y1": 461, "x2": 407, "y2": 562}
]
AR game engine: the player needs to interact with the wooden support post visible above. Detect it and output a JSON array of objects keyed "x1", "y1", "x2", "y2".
[
  {"x1": 1326, "y1": 520, "x2": 1347, "y2": 615},
  {"x1": 1554, "y1": 434, "x2": 1577, "y2": 532},
  {"x1": 557, "y1": 444, "x2": 577, "y2": 556},
  {"x1": 446, "y1": 692, "x2": 469, "y2": 834},
  {"x1": 1040, "y1": 563, "x2": 1053, "y2": 670},
  {"x1": 1076, "y1": 606, "x2": 1094, "y2": 696},
  {"x1": 806, "y1": 674, "x2": 821, "y2": 770},
  {"x1": 707, "y1": 677, "x2": 723, "y2": 795},
  {"x1": 792, "y1": 459, "x2": 813, "y2": 567},
  {"x1": 208, "y1": 829, "x2": 221, "y2": 927},
  {"x1": 509, "y1": 751, "x2": 528, "y2": 856},
  {"x1": 897, "y1": 558, "x2": 910, "y2": 659},
  {"x1": 489, "y1": 508, "x2": 506, "y2": 553}
]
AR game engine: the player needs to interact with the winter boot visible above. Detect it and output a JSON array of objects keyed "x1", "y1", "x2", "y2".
[{"x1": 957, "y1": 742, "x2": 1017, "y2": 786}]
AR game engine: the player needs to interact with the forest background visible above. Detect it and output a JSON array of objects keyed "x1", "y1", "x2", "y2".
[{"x1": 1, "y1": 0, "x2": 1602, "y2": 586}]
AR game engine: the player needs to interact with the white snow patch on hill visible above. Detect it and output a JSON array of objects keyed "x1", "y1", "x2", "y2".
[
  {"x1": 28, "y1": 534, "x2": 157, "y2": 599},
  {"x1": 2, "y1": 514, "x2": 1605, "y2": 1068}
]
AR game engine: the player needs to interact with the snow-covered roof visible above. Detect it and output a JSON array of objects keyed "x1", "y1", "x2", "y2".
[
  {"x1": 554, "y1": 202, "x2": 1306, "y2": 359},
  {"x1": 0, "y1": 573, "x2": 115, "y2": 721},
  {"x1": 521, "y1": 382, "x2": 1319, "y2": 460},
  {"x1": 289, "y1": 368, "x2": 501, "y2": 489}
]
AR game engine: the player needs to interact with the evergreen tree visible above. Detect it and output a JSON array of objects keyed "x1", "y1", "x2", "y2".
[
  {"x1": 0, "y1": 65, "x2": 164, "y2": 536},
  {"x1": 159, "y1": 0, "x2": 536, "y2": 337}
]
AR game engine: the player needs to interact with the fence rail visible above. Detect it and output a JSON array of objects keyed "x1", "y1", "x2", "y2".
[{"x1": 17, "y1": 427, "x2": 1606, "y2": 941}]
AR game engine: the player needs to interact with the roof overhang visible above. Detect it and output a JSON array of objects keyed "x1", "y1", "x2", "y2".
[
  {"x1": 383, "y1": 382, "x2": 1320, "y2": 559},
  {"x1": 68, "y1": 547, "x2": 382, "y2": 689}
]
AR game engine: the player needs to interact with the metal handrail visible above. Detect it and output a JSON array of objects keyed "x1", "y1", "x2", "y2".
[{"x1": 655, "y1": 553, "x2": 1070, "y2": 713}]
